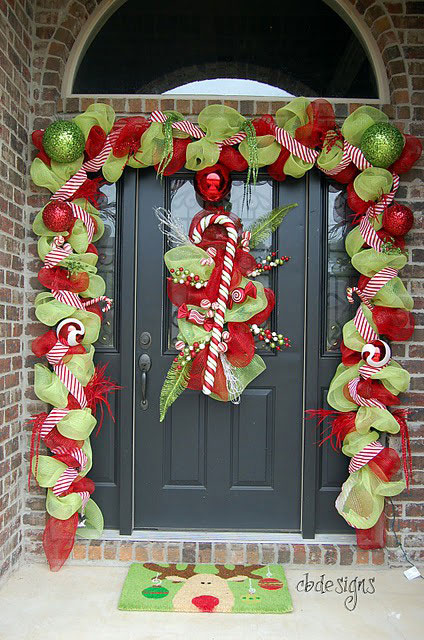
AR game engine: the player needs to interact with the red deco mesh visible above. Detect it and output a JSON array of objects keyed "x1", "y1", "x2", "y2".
[
  {"x1": 43, "y1": 512, "x2": 79, "y2": 572},
  {"x1": 219, "y1": 145, "x2": 248, "y2": 172},
  {"x1": 252, "y1": 114, "x2": 275, "y2": 136},
  {"x1": 44, "y1": 426, "x2": 84, "y2": 451},
  {"x1": 347, "y1": 182, "x2": 373, "y2": 216},
  {"x1": 331, "y1": 163, "x2": 358, "y2": 185},
  {"x1": 32, "y1": 129, "x2": 51, "y2": 166},
  {"x1": 368, "y1": 447, "x2": 401, "y2": 482},
  {"x1": 32, "y1": 330, "x2": 85, "y2": 357},
  {"x1": 38, "y1": 266, "x2": 89, "y2": 293},
  {"x1": 112, "y1": 116, "x2": 150, "y2": 157},
  {"x1": 84, "y1": 125, "x2": 106, "y2": 161},
  {"x1": 390, "y1": 134, "x2": 423, "y2": 175},
  {"x1": 295, "y1": 99, "x2": 336, "y2": 149},
  {"x1": 267, "y1": 148, "x2": 291, "y2": 182},
  {"x1": 355, "y1": 378, "x2": 400, "y2": 406},
  {"x1": 154, "y1": 137, "x2": 191, "y2": 176},
  {"x1": 226, "y1": 322, "x2": 255, "y2": 368},
  {"x1": 372, "y1": 305, "x2": 415, "y2": 342},
  {"x1": 341, "y1": 341, "x2": 362, "y2": 366},
  {"x1": 356, "y1": 511, "x2": 386, "y2": 550}
]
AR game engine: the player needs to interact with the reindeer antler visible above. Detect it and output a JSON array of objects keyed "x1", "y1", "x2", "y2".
[
  {"x1": 143, "y1": 563, "x2": 197, "y2": 580},
  {"x1": 214, "y1": 565, "x2": 263, "y2": 580}
]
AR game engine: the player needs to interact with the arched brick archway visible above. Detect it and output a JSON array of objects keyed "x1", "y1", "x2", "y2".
[{"x1": 32, "y1": 0, "x2": 410, "y2": 113}]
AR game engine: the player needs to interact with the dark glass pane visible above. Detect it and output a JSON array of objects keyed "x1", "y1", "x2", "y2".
[
  {"x1": 95, "y1": 183, "x2": 118, "y2": 348},
  {"x1": 326, "y1": 183, "x2": 356, "y2": 353},
  {"x1": 74, "y1": 0, "x2": 377, "y2": 98}
]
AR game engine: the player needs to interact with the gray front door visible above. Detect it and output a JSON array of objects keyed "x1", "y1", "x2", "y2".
[
  {"x1": 90, "y1": 168, "x2": 352, "y2": 535},
  {"x1": 132, "y1": 170, "x2": 305, "y2": 530}
]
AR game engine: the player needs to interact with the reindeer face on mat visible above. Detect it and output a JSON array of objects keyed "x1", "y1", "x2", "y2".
[{"x1": 144, "y1": 564, "x2": 262, "y2": 613}]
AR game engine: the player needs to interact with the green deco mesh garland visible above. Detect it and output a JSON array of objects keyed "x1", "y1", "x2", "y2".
[{"x1": 27, "y1": 98, "x2": 421, "y2": 570}]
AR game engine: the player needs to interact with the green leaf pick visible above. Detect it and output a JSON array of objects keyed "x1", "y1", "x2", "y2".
[
  {"x1": 247, "y1": 203, "x2": 298, "y2": 250},
  {"x1": 159, "y1": 360, "x2": 192, "y2": 422}
]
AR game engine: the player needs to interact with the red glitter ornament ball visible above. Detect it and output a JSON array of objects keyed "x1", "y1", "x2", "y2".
[
  {"x1": 382, "y1": 203, "x2": 414, "y2": 237},
  {"x1": 42, "y1": 201, "x2": 74, "y2": 232},
  {"x1": 194, "y1": 163, "x2": 231, "y2": 203}
]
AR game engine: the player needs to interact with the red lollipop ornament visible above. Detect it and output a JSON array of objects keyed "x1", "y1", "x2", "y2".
[
  {"x1": 194, "y1": 163, "x2": 231, "y2": 203},
  {"x1": 42, "y1": 201, "x2": 74, "y2": 232}
]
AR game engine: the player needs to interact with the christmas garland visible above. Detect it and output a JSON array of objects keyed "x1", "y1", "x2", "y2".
[{"x1": 29, "y1": 98, "x2": 422, "y2": 569}]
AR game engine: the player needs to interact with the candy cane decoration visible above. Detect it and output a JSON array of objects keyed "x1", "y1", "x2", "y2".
[{"x1": 190, "y1": 213, "x2": 238, "y2": 395}]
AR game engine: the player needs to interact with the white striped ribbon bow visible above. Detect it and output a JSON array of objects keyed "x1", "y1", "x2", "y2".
[
  {"x1": 347, "y1": 376, "x2": 386, "y2": 410},
  {"x1": 46, "y1": 340, "x2": 88, "y2": 409},
  {"x1": 348, "y1": 440, "x2": 384, "y2": 474},
  {"x1": 359, "y1": 174, "x2": 400, "y2": 252},
  {"x1": 347, "y1": 267, "x2": 398, "y2": 343},
  {"x1": 39, "y1": 408, "x2": 70, "y2": 440},
  {"x1": 52, "y1": 446, "x2": 87, "y2": 496}
]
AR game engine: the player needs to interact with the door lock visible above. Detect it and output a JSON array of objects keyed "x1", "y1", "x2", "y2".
[
  {"x1": 140, "y1": 331, "x2": 152, "y2": 348},
  {"x1": 138, "y1": 353, "x2": 151, "y2": 410}
]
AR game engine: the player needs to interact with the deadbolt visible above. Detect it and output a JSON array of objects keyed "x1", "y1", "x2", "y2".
[{"x1": 140, "y1": 331, "x2": 152, "y2": 348}]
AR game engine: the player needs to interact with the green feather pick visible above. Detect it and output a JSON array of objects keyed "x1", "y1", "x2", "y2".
[
  {"x1": 159, "y1": 360, "x2": 192, "y2": 422},
  {"x1": 247, "y1": 203, "x2": 297, "y2": 249}
]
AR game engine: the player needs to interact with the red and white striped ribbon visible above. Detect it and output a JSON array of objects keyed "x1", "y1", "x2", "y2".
[
  {"x1": 39, "y1": 408, "x2": 70, "y2": 439},
  {"x1": 348, "y1": 441, "x2": 384, "y2": 473},
  {"x1": 54, "y1": 362, "x2": 87, "y2": 408},
  {"x1": 190, "y1": 213, "x2": 238, "y2": 395},
  {"x1": 272, "y1": 124, "x2": 319, "y2": 164},
  {"x1": 44, "y1": 236, "x2": 73, "y2": 268},
  {"x1": 51, "y1": 289, "x2": 113, "y2": 313},
  {"x1": 319, "y1": 139, "x2": 352, "y2": 176},
  {"x1": 45, "y1": 340, "x2": 69, "y2": 365},
  {"x1": 150, "y1": 110, "x2": 205, "y2": 139},
  {"x1": 52, "y1": 446, "x2": 87, "y2": 496},
  {"x1": 347, "y1": 267, "x2": 398, "y2": 342},
  {"x1": 344, "y1": 141, "x2": 373, "y2": 171},
  {"x1": 45, "y1": 340, "x2": 88, "y2": 408},
  {"x1": 78, "y1": 491, "x2": 90, "y2": 511},
  {"x1": 69, "y1": 202, "x2": 95, "y2": 244},
  {"x1": 51, "y1": 131, "x2": 118, "y2": 203},
  {"x1": 359, "y1": 174, "x2": 400, "y2": 252},
  {"x1": 347, "y1": 377, "x2": 386, "y2": 409}
]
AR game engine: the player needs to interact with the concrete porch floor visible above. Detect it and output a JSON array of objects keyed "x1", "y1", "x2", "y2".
[{"x1": 0, "y1": 564, "x2": 423, "y2": 640}]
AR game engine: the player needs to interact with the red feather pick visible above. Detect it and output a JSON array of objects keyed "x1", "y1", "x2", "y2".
[
  {"x1": 27, "y1": 412, "x2": 48, "y2": 490},
  {"x1": 305, "y1": 409, "x2": 357, "y2": 450},
  {"x1": 85, "y1": 364, "x2": 121, "y2": 436},
  {"x1": 393, "y1": 409, "x2": 413, "y2": 490}
]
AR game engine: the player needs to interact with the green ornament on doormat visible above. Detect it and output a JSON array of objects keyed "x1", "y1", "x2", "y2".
[
  {"x1": 142, "y1": 585, "x2": 169, "y2": 599},
  {"x1": 43, "y1": 120, "x2": 85, "y2": 163},
  {"x1": 360, "y1": 122, "x2": 404, "y2": 168}
]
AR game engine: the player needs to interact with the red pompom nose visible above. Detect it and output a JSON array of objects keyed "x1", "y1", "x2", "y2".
[{"x1": 191, "y1": 595, "x2": 219, "y2": 612}]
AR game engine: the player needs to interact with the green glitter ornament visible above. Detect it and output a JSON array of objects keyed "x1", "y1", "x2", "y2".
[
  {"x1": 360, "y1": 123, "x2": 404, "y2": 168},
  {"x1": 43, "y1": 120, "x2": 86, "y2": 163}
]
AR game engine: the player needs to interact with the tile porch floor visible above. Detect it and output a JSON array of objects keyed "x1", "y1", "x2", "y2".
[{"x1": 0, "y1": 564, "x2": 423, "y2": 639}]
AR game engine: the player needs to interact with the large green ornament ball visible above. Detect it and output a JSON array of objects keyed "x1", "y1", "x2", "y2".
[
  {"x1": 43, "y1": 120, "x2": 86, "y2": 163},
  {"x1": 360, "y1": 123, "x2": 404, "y2": 168}
]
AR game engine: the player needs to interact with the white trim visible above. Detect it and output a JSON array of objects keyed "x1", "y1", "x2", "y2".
[
  {"x1": 61, "y1": 0, "x2": 390, "y2": 103},
  {"x1": 101, "y1": 529, "x2": 356, "y2": 544}
]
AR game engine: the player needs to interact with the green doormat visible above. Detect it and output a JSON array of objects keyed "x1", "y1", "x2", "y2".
[{"x1": 119, "y1": 563, "x2": 293, "y2": 614}]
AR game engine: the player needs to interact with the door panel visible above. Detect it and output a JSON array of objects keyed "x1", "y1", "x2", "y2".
[
  {"x1": 92, "y1": 168, "x2": 354, "y2": 534},
  {"x1": 134, "y1": 170, "x2": 306, "y2": 530}
]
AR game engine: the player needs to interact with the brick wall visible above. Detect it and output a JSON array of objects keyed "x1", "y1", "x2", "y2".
[
  {"x1": 0, "y1": 0, "x2": 33, "y2": 581},
  {"x1": 0, "y1": 0, "x2": 422, "y2": 579}
]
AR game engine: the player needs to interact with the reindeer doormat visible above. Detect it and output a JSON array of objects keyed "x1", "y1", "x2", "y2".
[{"x1": 118, "y1": 563, "x2": 293, "y2": 614}]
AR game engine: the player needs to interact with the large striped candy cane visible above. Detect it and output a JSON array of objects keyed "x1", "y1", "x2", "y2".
[{"x1": 190, "y1": 213, "x2": 238, "y2": 395}]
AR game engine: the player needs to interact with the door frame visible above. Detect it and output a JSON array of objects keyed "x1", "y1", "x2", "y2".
[{"x1": 115, "y1": 166, "x2": 343, "y2": 537}]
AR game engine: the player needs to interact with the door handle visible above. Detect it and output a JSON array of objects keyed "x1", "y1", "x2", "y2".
[{"x1": 138, "y1": 353, "x2": 151, "y2": 410}]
